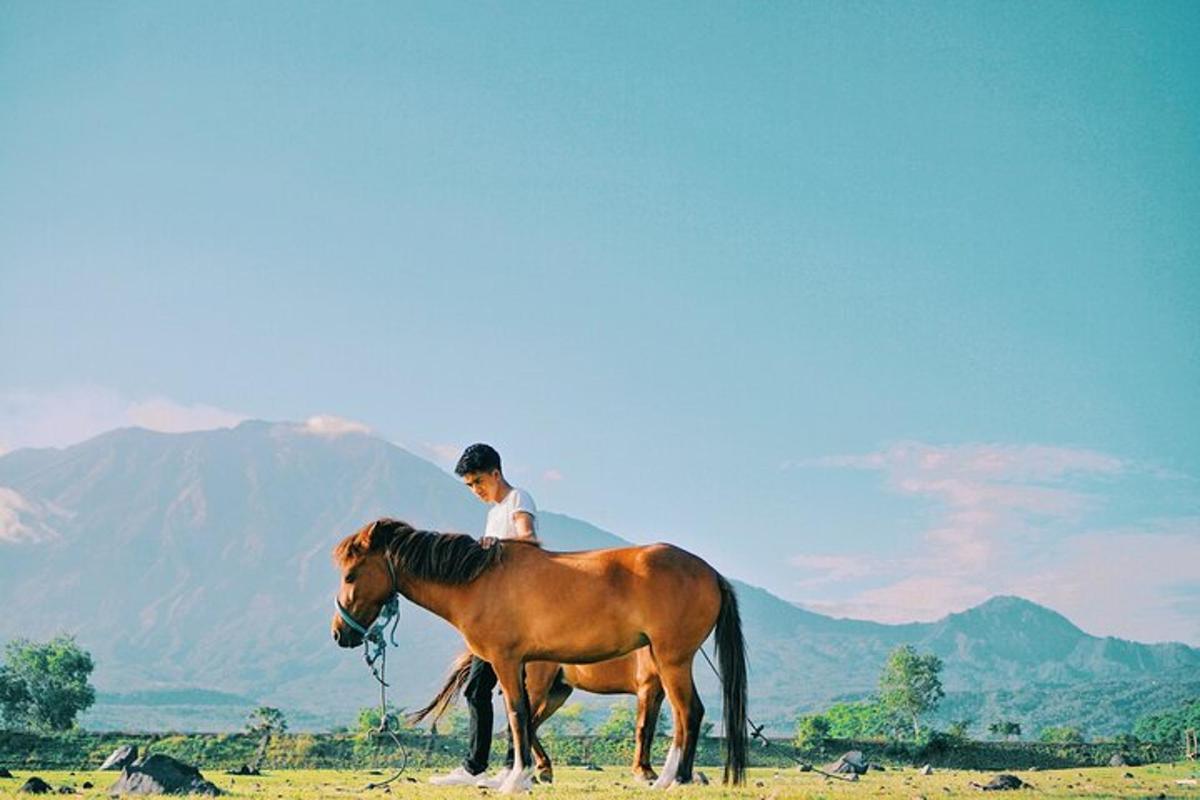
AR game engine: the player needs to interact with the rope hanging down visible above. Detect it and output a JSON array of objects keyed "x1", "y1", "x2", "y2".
[{"x1": 359, "y1": 596, "x2": 410, "y2": 790}]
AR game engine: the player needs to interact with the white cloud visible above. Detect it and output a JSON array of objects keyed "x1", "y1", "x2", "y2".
[
  {"x1": 0, "y1": 487, "x2": 60, "y2": 544},
  {"x1": 421, "y1": 442, "x2": 463, "y2": 466},
  {"x1": 542, "y1": 468, "x2": 564, "y2": 482},
  {"x1": 797, "y1": 441, "x2": 1200, "y2": 644},
  {"x1": 817, "y1": 441, "x2": 1124, "y2": 482},
  {"x1": 299, "y1": 415, "x2": 372, "y2": 437},
  {"x1": 0, "y1": 488, "x2": 31, "y2": 542},
  {"x1": 127, "y1": 398, "x2": 247, "y2": 433},
  {"x1": 821, "y1": 440, "x2": 1120, "y2": 578},
  {"x1": 803, "y1": 575, "x2": 992, "y2": 623},
  {"x1": 789, "y1": 553, "x2": 876, "y2": 588},
  {"x1": 1, "y1": 386, "x2": 128, "y2": 451},
  {"x1": 0, "y1": 386, "x2": 249, "y2": 451},
  {"x1": 1009, "y1": 519, "x2": 1200, "y2": 645}
]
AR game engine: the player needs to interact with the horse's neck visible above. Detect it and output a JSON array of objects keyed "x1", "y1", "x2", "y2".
[{"x1": 393, "y1": 569, "x2": 465, "y2": 627}]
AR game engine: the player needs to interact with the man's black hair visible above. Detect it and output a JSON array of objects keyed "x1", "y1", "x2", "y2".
[{"x1": 455, "y1": 443, "x2": 502, "y2": 476}]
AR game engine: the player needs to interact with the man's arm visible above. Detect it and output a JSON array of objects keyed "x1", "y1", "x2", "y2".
[
  {"x1": 511, "y1": 511, "x2": 539, "y2": 544},
  {"x1": 480, "y1": 511, "x2": 539, "y2": 549}
]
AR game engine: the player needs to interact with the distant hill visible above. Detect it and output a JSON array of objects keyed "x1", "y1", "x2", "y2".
[
  {"x1": 1, "y1": 422, "x2": 1195, "y2": 735},
  {"x1": 96, "y1": 689, "x2": 258, "y2": 707}
]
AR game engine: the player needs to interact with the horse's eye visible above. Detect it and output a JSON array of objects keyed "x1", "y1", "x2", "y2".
[{"x1": 346, "y1": 571, "x2": 356, "y2": 583}]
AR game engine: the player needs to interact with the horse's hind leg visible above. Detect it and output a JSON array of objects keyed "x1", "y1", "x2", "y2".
[
  {"x1": 529, "y1": 668, "x2": 572, "y2": 783},
  {"x1": 633, "y1": 678, "x2": 664, "y2": 782},
  {"x1": 651, "y1": 657, "x2": 700, "y2": 788},
  {"x1": 679, "y1": 681, "x2": 704, "y2": 782}
]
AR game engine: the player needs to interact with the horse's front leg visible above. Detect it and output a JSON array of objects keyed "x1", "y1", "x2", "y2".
[{"x1": 492, "y1": 658, "x2": 534, "y2": 794}]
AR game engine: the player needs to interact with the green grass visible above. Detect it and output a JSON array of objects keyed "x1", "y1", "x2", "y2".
[{"x1": 1, "y1": 764, "x2": 1198, "y2": 798}]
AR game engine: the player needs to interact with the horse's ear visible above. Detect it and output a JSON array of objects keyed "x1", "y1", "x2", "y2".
[
  {"x1": 363, "y1": 518, "x2": 410, "y2": 551},
  {"x1": 363, "y1": 520, "x2": 385, "y2": 549},
  {"x1": 332, "y1": 533, "x2": 361, "y2": 566}
]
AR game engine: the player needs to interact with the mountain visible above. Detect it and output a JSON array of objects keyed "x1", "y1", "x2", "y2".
[{"x1": 1, "y1": 422, "x2": 1196, "y2": 735}]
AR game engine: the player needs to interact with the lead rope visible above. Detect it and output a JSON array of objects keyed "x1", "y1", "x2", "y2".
[
  {"x1": 361, "y1": 596, "x2": 410, "y2": 790},
  {"x1": 697, "y1": 647, "x2": 857, "y2": 783}
]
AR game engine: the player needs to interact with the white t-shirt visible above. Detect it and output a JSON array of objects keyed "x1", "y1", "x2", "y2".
[{"x1": 485, "y1": 487, "x2": 537, "y2": 540}]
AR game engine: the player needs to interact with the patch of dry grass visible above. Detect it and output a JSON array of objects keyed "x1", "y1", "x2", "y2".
[{"x1": 1, "y1": 763, "x2": 1197, "y2": 798}]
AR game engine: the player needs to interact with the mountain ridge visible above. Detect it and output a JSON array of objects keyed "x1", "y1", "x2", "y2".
[{"x1": 1, "y1": 421, "x2": 1195, "y2": 735}]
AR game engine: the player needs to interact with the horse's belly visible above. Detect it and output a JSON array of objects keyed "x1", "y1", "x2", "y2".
[
  {"x1": 531, "y1": 637, "x2": 649, "y2": 665},
  {"x1": 525, "y1": 611, "x2": 648, "y2": 664}
]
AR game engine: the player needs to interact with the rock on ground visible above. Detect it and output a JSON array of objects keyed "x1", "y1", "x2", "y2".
[
  {"x1": 225, "y1": 765, "x2": 260, "y2": 776},
  {"x1": 18, "y1": 777, "x2": 53, "y2": 794},
  {"x1": 971, "y1": 774, "x2": 1029, "y2": 791},
  {"x1": 107, "y1": 754, "x2": 221, "y2": 796},
  {"x1": 827, "y1": 750, "x2": 869, "y2": 775},
  {"x1": 99, "y1": 745, "x2": 139, "y2": 771}
]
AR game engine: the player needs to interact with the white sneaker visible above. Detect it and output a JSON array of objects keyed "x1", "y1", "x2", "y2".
[
  {"x1": 429, "y1": 766, "x2": 483, "y2": 786},
  {"x1": 475, "y1": 768, "x2": 511, "y2": 789}
]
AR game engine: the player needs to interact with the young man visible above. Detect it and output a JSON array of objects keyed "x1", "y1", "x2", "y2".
[{"x1": 429, "y1": 443, "x2": 539, "y2": 788}]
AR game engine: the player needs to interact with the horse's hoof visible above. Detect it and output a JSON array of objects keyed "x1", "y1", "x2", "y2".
[{"x1": 498, "y1": 768, "x2": 534, "y2": 794}]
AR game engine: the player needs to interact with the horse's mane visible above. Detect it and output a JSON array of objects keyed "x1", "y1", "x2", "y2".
[{"x1": 334, "y1": 518, "x2": 504, "y2": 585}]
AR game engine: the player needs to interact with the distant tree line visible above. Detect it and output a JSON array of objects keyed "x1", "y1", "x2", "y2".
[
  {"x1": 4, "y1": 633, "x2": 1197, "y2": 753},
  {"x1": 794, "y1": 644, "x2": 1199, "y2": 749},
  {"x1": 1134, "y1": 698, "x2": 1200, "y2": 745}
]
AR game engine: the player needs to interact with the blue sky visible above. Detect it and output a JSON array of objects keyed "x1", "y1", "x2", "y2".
[{"x1": 2, "y1": 2, "x2": 1198, "y2": 643}]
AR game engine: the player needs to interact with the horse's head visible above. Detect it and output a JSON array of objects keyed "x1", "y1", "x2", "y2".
[{"x1": 330, "y1": 519, "x2": 404, "y2": 648}]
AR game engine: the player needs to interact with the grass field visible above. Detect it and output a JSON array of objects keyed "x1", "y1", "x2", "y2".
[{"x1": 2, "y1": 764, "x2": 1198, "y2": 798}]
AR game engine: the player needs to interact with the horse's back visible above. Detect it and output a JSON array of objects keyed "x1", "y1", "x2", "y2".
[
  {"x1": 544, "y1": 542, "x2": 715, "y2": 578},
  {"x1": 548, "y1": 543, "x2": 721, "y2": 632},
  {"x1": 498, "y1": 541, "x2": 723, "y2": 661}
]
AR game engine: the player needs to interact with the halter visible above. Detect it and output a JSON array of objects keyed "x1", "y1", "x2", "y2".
[{"x1": 335, "y1": 551, "x2": 402, "y2": 673}]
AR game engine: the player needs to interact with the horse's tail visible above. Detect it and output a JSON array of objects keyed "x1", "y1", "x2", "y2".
[
  {"x1": 408, "y1": 650, "x2": 474, "y2": 726},
  {"x1": 715, "y1": 574, "x2": 748, "y2": 786}
]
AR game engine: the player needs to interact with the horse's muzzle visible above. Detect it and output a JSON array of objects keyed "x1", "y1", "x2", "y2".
[{"x1": 331, "y1": 622, "x2": 363, "y2": 649}]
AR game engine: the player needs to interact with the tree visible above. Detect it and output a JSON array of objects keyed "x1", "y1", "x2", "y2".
[
  {"x1": 356, "y1": 704, "x2": 416, "y2": 734},
  {"x1": 542, "y1": 702, "x2": 590, "y2": 737},
  {"x1": 596, "y1": 702, "x2": 636, "y2": 739},
  {"x1": 877, "y1": 645, "x2": 944, "y2": 738},
  {"x1": 1039, "y1": 726, "x2": 1085, "y2": 744},
  {"x1": 988, "y1": 720, "x2": 1021, "y2": 741},
  {"x1": 794, "y1": 713, "x2": 831, "y2": 748},
  {"x1": 434, "y1": 705, "x2": 470, "y2": 738},
  {"x1": 0, "y1": 637, "x2": 95, "y2": 731},
  {"x1": 247, "y1": 705, "x2": 287, "y2": 736},
  {"x1": 0, "y1": 668, "x2": 32, "y2": 729},
  {"x1": 245, "y1": 706, "x2": 287, "y2": 771},
  {"x1": 1134, "y1": 698, "x2": 1200, "y2": 744},
  {"x1": 823, "y1": 700, "x2": 891, "y2": 739},
  {"x1": 946, "y1": 719, "x2": 973, "y2": 741}
]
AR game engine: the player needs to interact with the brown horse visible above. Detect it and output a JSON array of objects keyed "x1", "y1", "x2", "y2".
[
  {"x1": 413, "y1": 648, "x2": 664, "y2": 783},
  {"x1": 331, "y1": 519, "x2": 746, "y2": 793}
]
